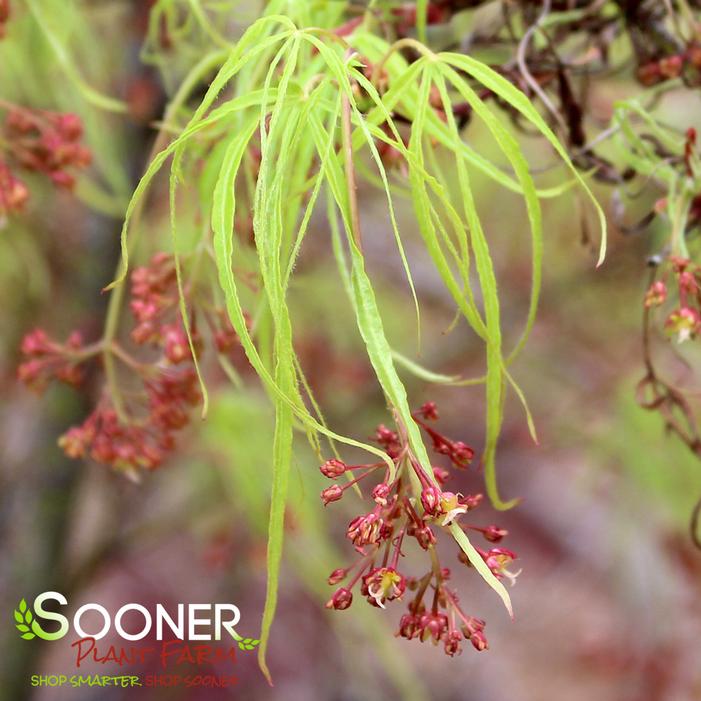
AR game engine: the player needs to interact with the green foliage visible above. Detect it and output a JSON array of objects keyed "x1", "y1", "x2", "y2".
[
  {"x1": 92, "y1": 6, "x2": 605, "y2": 680},
  {"x1": 4, "y1": 0, "x2": 606, "y2": 668},
  {"x1": 24, "y1": 0, "x2": 128, "y2": 115},
  {"x1": 612, "y1": 82, "x2": 696, "y2": 258}
]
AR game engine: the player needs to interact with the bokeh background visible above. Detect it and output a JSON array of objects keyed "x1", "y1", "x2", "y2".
[{"x1": 2, "y1": 3, "x2": 701, "y2": 700}]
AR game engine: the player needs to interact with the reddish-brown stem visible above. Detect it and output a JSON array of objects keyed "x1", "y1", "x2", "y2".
[
  {"x1": 340, "y1": 466, "x2": 381, "y2": 492},
  {"x1": 390, "y1": 527, "x2": 405, "y2": 569}
]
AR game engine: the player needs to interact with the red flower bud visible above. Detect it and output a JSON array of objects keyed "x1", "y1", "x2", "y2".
[
  {"x1": 327, "y1": 568, "x2": 346, "y2": 585},
  {"x1": 55, "y1": 113, "x2": 83, "y2": 141},
  {"x1": 413, "y1": 524, "x2": 436, "y2": 550},
  {"x1": 321, "y1": 484, "x2": 343, "y2": 505},
  {"x1": 644, "y1": 280, "x2": 667, "y2": 308},
  {"x1": 162, "y1": 323, "x2": 191, "y2": 364},
  {"x1": 470, "y1": 629, "x2": 489, "y2": 651},
  {"x1": 325, "y1": 587, "x2": 353, "y2": 610},
  {"x1": 444, "y1": 630, "x2": 463, "y2": 657},
  {"x1": 450, "y1": 441, "x2": 474, "y2": 468},
  {"x1": 462, "y1": 493, "x2": 483, "y2": 510},
  {"x1": 483, "y1": 525, "x2": 508, "y2": 543},
  {"x1": 421, "y1": 485, "x2": 442, "y2": 515},
  {"x1": 419, "y1": 612, "x2": 448, "y2": 644},
  {"x1": 419, "y1": 401, "x2": 439, "y2": 420},
  {"x1": 320, "y1": 458, "x2": 347, "y2": 478},
  {"x1": 372, "y1": 482, "x2": 391, "y2": 505},
  {"x1": 397, "y1": 613, "x2": 419, "y2": 639}
]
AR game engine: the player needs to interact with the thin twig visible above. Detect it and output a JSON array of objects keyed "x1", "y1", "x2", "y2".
[
  {"x1": 516, "y1": 0, "x2": 568, "y2": 136},
  {"x1": 638, "y1": 266, "x2": 701, "y2": 549}
]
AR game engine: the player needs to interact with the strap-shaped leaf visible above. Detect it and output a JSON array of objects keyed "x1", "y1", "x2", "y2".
[{"x1": 450, "y1": 524, "x2": 513, "y2": 617}]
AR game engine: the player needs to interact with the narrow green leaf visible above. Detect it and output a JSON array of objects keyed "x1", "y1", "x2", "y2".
[
  {"x1": 441, "y1": 52, "x2": 607, "y2": 266},
  {"x1": 450, "y1": 523, "x2": 513, "y2": 617},
  {"x1": 25, "y1": 0, "x2": 128, "y2": 113},
  {"x1": 391, "y1": 350, "x2": 461, "y2": 384}
]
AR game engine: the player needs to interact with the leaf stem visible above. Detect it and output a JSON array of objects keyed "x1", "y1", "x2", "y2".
[{"x1": 341, "y1": 84, "x2": 363, "y2": 252}]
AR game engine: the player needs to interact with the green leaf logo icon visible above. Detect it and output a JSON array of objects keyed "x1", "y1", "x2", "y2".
[
  {"x1": 237, "y1": 637, "x2": 260, "y2": 651},
  {"x1": 14, "y1": 599, "x2": 36, "y2": 640}
]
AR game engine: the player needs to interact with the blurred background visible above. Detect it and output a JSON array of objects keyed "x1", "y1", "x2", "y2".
[{"x1": 2, "y1": 2, "x2": 701, "y2": 700}]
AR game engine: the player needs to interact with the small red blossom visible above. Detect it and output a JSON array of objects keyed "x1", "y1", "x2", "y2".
[
  {"x1": 483, "y1": 525, "x2": 508, "y2": 543},
  {"x1": 320, "y1": 458, "x2": 347, "y2": 478},
  {"x1": 444, "y1": 630, "x2": 463, "y2": 657},
  {"x1": 161, "y1": 323, "x2": 192, "y2": 364},
  {"x1": 418, "y1": 401, "x2": 439, "y2": 420},
  {"x1": 321, "y1": 484, "x2": 343, "y2": 506},
  {"x1": 420, "y1": 485, "x2": 442, "y2": 515},
  {"x1": 480, "y1": 547, "x2": 521, "y2": 586},
  {"x1": 59, "y1": 404, "x2": 167, "y2": 473},
  {"x1": 665, "y1": 306, "x2": 701, "y2": 343},
  {"x1": 362, "y1": 567, "x2": 406, "y2": 608},
  {"x1": 408, "y1": 522, "x2": 436, "y2": 550},
  {"x1": 18, "y1": 329, "x2": 85, "y2": 392},
  {"x1": 419, "y1": 612, "x2": 448, "y2": 644},
  {"x1": 470, "y1": 629, "x2": 489, "y2": 651},
  {"x1": 372, "y1": 482, "x2": 391, "y2": 505},
  {"x1": 325, "y1": 588, "x2": 353, "y2": 611},
  {"x1": 327, "y1": 568, "x2": 347, "y2": 585},
  {"x1": 644, "y1": 280, "x2": 667, "y2": 308},
  {"x1": 3, "y1": 107, "x2": 91, "y2": 192},
  {"x1": 347, "y1": 512, "x2": 384, "y2": 548},
  {"x1": 397, "y1": 613, "x2": 420, "y2": 640}
]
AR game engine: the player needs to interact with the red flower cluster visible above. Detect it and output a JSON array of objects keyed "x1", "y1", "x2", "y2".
[
  {"x1": 0, "y1": 104, "x2": 91, "y2": 219},
  {"x1": 396, "y1": 569, "x2": 489, "y2": 655},
  {"x1": 646, "y1": 257, "x2": 701, "y2": 344},
  {"x1": 59, "y1": 367, "x2": 200, "y2": 473},
  {"x1": 18, "y1": 252, "x2": 245, "y2": 475},
  {"x1": 130, "y1": 253, "x2": 180, "y2": 344},
  {"x1": 18, "y1": 328, "x2": 86, "y2": 392},
  {"x1": 4, "y1": 107, "x2": 91, "y2": 189},
  {"x1": 130, "y1": 252, "x2": 242, "y2": 360},
  {"x1": 322, "y1": 402, "x2": 518, "y2": 657}
]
